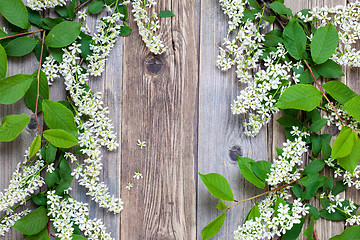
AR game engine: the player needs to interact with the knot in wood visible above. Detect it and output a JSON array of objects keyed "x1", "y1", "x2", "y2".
[
  {"x1": 27, "y1": 117, "x2": 38, "y2": 131},
  {"x1": 229, "y1": 145, "x2": 242, "y2": 162},
  {"x1": 145, "y1": 55, "x2": 163, "y2": 75}
]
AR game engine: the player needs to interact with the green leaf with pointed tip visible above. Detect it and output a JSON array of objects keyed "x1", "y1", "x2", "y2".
[
  {"x1": 344, "y1": 95, "x2": 360, "y2": 122},
  {"x1": 72, "y1": 235, "x2": 87, "y2": 240},
  {"x1": 46, "y1": 169, "x2": 60, "y2": 188},
  {"x1": 25, "y1": 70, "x2": 49, "y2": 113},
  {"x1": 12, "y1": 207, "x2": 48, "y2": 235},
  {"x1": 59, "y1": 158, "x2": 72, "y2": 180},
  {"x1": 251, "y1": 160, "x2": 272, "y2": 182},
  {"x1": 44, "y1": 143, "x2": 57, "y2": 164},
  {"x1": 43, "y1": 129, "x2": 78, "y2": 148},
  {"x1": 337, "y1": 135, "x2": 360, "y2": 173},
  {"x1": 248, "y1": 0, "x2": 261, "y2": 10},
  {"x1": 216, "y1": 200, "x2": 228, "y2": 211},
  {"x1": 323, "y1": 81, "x2": 357, "y2": 105},
  {"x1": 0, "y1": 44, "x2": 6, "y2": 79},
  {"x1": 199, "y1": 173, "x2": 234, "y2": 201},
  {"x1": 275, "y1": 84, "x2": 323, "y2": 111},
  {"x1": 303, "y1": 159, "x2": 325, "y2": 175},
  {"x1": 245, "y1": 203, "x2": 260, "y2": 222},
  {"x1": 238, "y1": 157, "x2": 265, "y2": 189},
  {"x1": 0, "y1": 114, "x2": 30, "y2": 142},
  {"x1": 5, "y1": 36, "x2": 37, "y2": 56},
  {"x1": 282, "y1": 217, "x2": 305, "y2": 240},
  {"x1": 158, "y1": 10, "x2": 175, "y2": 18},
  {"x1": 24, "y1": 228, "x2": 49, "y2": 240},
  {"x1": 332, "y1": 127, "x2": 356, "y2": 159},
  {"x1": 0, "y1": 0, "x2": 29, "y2": 29},
  {"x1": 45, "y1": 21, "x2": 82, "y2": 48},
  {"x1": 332, "y1": 180, "x2": 347, "y2": 196},
  {"x1": 269, "y1": 2, "x2": 293, "y2": 16},
  {"x1": 330, "y1": 225, "x2": 360, "y2": 240},
  {"x1": 29, "y1": 135, "x2": 41, "y2": 159},
  {"x1": 282, "y1": 19, "x2": 306, "y2": 60},
  {"x1": 314, "y1": 59, "x2": 344, "y2": 78},
  {"x1": 88, "y1": 0, "x2": 104, "y2": 14},
  {"x1": 32, "y1": 193, "x2": 47, "y2": 206},
  {"x1": 120, "y1": 24, "x2": 132, "y2": 37},
  {"x1": 311, "y1": 24, "x2": 339, "y2": 64},
  {"x1": 0, "y1": 74, "x2": 33, "y2": 104},
  {"x1": 308, "y1": 119, "x2": 327, "y2": 132},
  {"x1": 201, "y1": 213, "x2": 227, "y2": 240}
]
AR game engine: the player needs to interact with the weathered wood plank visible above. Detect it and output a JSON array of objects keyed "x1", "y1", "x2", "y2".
[
  {"x1": 119, "y1": 0, "x2": 198, "y2": 239},
  {"x1": 197, "y1": 1, "x2": 268, "y2": 239}
]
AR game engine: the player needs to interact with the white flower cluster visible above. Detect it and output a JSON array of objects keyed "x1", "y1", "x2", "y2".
[
  {"x1": 325, "y1": 158, "x2": 360, "y2": 189},
  {"x1": 218, "y1": 0, "x2": 247, "y2": 32},
  {"x1": 266, "y1": 127, "x2": 308, "y2": 186},
  {"x1": 0, "y1": 209, "x2": 30, "y2": 236},
  {"x1": 234, "y1": 194, "x2": 309, "y2": 240},
  {"x1": 47, "y1": 191, "x2": 113, "y2": 240},
  {"x1": 0, "y1": 159, "x2": 45, "y2": 213},
  {"x1": 323, "y1": 102, "x2": 360, "y2": 131},
  {"x1": 301, "y1": 1, "x2": 360, "y2": 67},
  {"x1": 27, "y1": 0, "x2": 66, "y2": 11},
  {"x1": 132, "y1": 0, "x2": 167, "y2": 54}
]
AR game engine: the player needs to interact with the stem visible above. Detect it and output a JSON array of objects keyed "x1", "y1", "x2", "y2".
[
  {"x1": 303, "y1": 60, "x2": 355, "y2": 131},
  {"x1": 313, "y1": 228, "x2": 318, "y2": 240},
  {"x1": 228, "y1": 179, "x2": 298, "y2": 210},
  {"x1": 34, "y1": 32, "x2": 46, "y2": 135},
  {"x1": 0, "y1": 29, "x2": 44, "y2": 41}
]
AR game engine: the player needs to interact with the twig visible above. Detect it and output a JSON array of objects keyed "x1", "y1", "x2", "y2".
[
  {"x1": 0, "y1": 29, "x2": 44, "y2": 41},
  {"x1": 313, "y1": 228, "x2": 318, "y2": 240}
]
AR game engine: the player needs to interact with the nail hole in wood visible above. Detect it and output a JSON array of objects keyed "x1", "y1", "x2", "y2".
[
  {"x1": 145, "y1": 55, "x2": 163, "y2": 74},
  {"x1": 229, "y1": 145, "x2": 242, "y2": 162},
  {"x1": 27, "y1": 117, "x2": 37, "y2": 131}
]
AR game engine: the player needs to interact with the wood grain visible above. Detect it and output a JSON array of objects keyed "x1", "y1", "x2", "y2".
[{"x1": 119, "y1": 0, "x2": 198, "y2": 239}]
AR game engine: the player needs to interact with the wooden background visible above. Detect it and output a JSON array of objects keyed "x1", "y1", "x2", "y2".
[{"x1": 0, "y1": 0, "x2": 358, "y2": 239}]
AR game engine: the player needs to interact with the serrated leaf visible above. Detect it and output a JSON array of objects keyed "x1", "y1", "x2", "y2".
[
  {"x1": 12, "y1": 207, "x2": 48, "y2": 235},
  {"x1": 303, "y1": 159, "x2": 325, "y2": 175},
  {"x1": 275, "y1": 84, "x2": 323, "y2": 111},
  {"x1": 308, "y1": 204, "x2": 320, "y2": 220},
  {"x1": 25, "y1": 70, "x2": 49, "y2": 113},
  {"x1": 299, "y1": 173, "x2": 326, "y2": 200},
  {"x1": 344, "y1": 95, "x2": 360, "y2": 122},
  {"x1": 117, "y1": 4, "x2": 128, "y2": 21},
  {"x1": 332, "y1": 127, "x2": 356, "y2": 159},
  {"x1": 199, "y1": 173, "x2": 234, "y2": 201},
  {"x1": 0, "y1": 74, "x2": 33, "y2": 104},
  {"x1": 0, "y1": 44, "x2": 7, "y2": 79},
  {"x1": 0, "y1": 114, "x2": 30, "y2": 142},
  {"x1": 314, "y1": 59, "x2": 344, "y2": 78},
  {"x1": 308, "y1": 119, "x2": 327, "y2": 132},
  {"x1": 88, "y1": 0, "x2": 104, "y2": 14},
  {"x1": 216, "y1": 200, "x2": 228, "y2": 211},
  {"x1": 323, "y1": 81, "x2": 357, "y2": 105},
  {"x1": 237, "y1": 157, "x2": 265, "y2": 189},
  {"x1": 29, "y1": 135, "x2": 41, "y2": 159},
  {"x1": 158, "y1": 10, "x2": 175, "y2": 18},
  {"x1": 330, "y1": 225, "x2": 360, "y2": 240},
  {"x1": 201, "y1": 213, "x2": 226, "y2": 240},
  {"x1": 43, "y1": 129, "x2": 78, "y2": 148},
  {"x1": 42, "y1": 100, "x2": 77, "y2": 137},
  {"x1": 283, "y1": 19, "x2": 306, "y2": 60},
  {"x1": 0, "y1": 0, "x2": 29, "y2": 29},
  {"x1": 24, "y1": 228, "x2": 49, "y2": 240},
  {"x1": 311, "y1": 24, "x2": 339, "y2": 64},
  {"x1": 337, "y1": 135, "x2": 360, "y2": 173},
  {"x1": 45, "y1": 21, "x2": 82, "y2": 48}
]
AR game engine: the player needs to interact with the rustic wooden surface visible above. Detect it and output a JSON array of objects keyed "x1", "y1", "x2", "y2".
[{"x1": 1, "y1": 0, "x2": 359, "y2": 239}]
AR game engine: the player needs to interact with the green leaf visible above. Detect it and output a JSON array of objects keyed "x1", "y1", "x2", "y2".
[
  {"x1": 24, "y1": 228, "x2": 49, "y2": 240},
  {"x1": 308, "y1": 119, "x2": 327, "y2": 132},
  {"x1": 45, "y1": 21, "x2": 82, "y2": 48},
  {"x1": 331, "y1": 180, "x2": 347, "y2": 196},
  {"x1": 241, "y1": 9, "x2": 258, "y2": 21},
  {"x1": 42, "y1": 100, "x2": 77, "y2": 137},
  {"x1": 117, "y1": 4, "x2": 128, "y2": 21},
  {"x1": 12, "y1": 207, "x2": 48, "y2": 235},
  {"x1": 72, "y1": 235, "x2": 87, "y2": 240},
  {"x1": 29, "y1": 135, "x2": 41, "y2": 159},
  {"x1": 216, "y1": 200, "x2": 228, "y2": 211},
  {"x1": 269, "y1": 2, "x2": 293, "y2": 16},
  {"x1": 49, "y1": 47, "x2": 64, "y2": 63},
  {"x1": 0, "y1": 114, "x2": 30, "y2": 142},
  {"x1": 158, "y1": 10, "x2": 175, "y2": 18},
  {"x1": 299, "y1": 173, "x2": 326, "y2": 200},
  {"x1": 251, "y1": 160, "x2": 272, "y2": 182},
  {"x1": 32, "y1": 193, "x2": 47, "y2": 206},
  {"x1": 263, "y1": 15, "x2": 276, "y2": 23},
  {"x1": 42, "y1": 17, "x2": 64, "y2": 30},
  {"x1": 299, "y1": 68, "x2": 319, "y2": 84},
  {"x1": 55, "y1": 176, "x2": 73, "y2": 195},
  {"x1": 0, "y1": 74, "x2": 33, "y2": 104},
  {"x1": 201, "y1": 213, "x2": 226, "y2": 240},
  {"x1": 303, "y1": 159, "x2": 325, "y2": 175},
  {"x1": 277, "y1": 115, "x2": 302, "y2": 128},
  {"x1": 25, "y1": 70, "x2": 49, "y2": 113},
  {"x1": 314, "y1": 59, "x2": 344, "y2": 78},
  {"x1": 323, "y1": 176, "x2": 334, "y2": 192},
  {"x1": 330, "y1": 225, "x2": 360, "y2": 240},
  {"x1": 0, "y1": 44, "x2": 7, "y2": 79},
  {"x1": 344, "y1": 95, "x2": 360, "y2": 122},
  {"x1": 308, "y1": 204, "x2": 320, "y2": 220},
  {"x1": 27, "y1": 7, "x2": 42, "y2": 27},
  {"x1": 311, "y1": 133, "x2": 322, "y2": 157},
  {"x1": 291, "y1": 183, "x2": 303, "y2": 198},
  {"x1": 199, "y1": 173, "x2": 234, "y2": 201},
  {"x1": 88, "y1": 0, "x2": 104, "y2": 14},
  {"x1": 320, "y1": 208, "x2": 347, "y2": 221},
  {"x1": 0, "y1": 0, "x2": 29, "y2": 29},
  {"x1": 323, "y1": 81, "x2": 357, "y2": 105},
  {"x1": 245, "y1": 203, "x2": 260, "y2": 222},
  {"x1": 282, "y1": 19, "x2": 306, "y2": 60},
  {"x1": 120, "y1": 24, "x2": 132, "y2": 37},
  {"x1": 332, "y1": 127, "x2": 357, "y2": 159},
  {"x1": 248, "y1": 0, "x2": 261, "y2": 10},
  {"x1": 307, "y1": 109, "x2": 322, "y2": 122},
  {"x1": 322, "y1": 141, "x2": 332, "y2": 160},
  {"x1": 79, "y1": 32, "x2": 92, "y2": 60},
  {"x1": 5, "y1": 36, "x2": 37, "y2": 57},
  {"x1": 237, "y1": 157, "x2": 265, "y2": 189},
  {"x1": 311, "y1": 24, "x2": 339, "y2": 64},
  {"x1": 264, "y1": 31, "x2": 283, "y2": 47},
  {"x1": 282, "y1": 217, "x2": 305, "y2": 240},
  {"x1": 55, "y1": 6, "x2": 69, "y2": 18},
  {"x1": 68, "y1": 0, "x2": 77, "y2": 19},
  {"x1": 44, "y1": 143, "x2": 57, "y2": 164},
  {"x1": 303, "y1": 217, "x2": 315, "y2": 238},
  {"x1": 43, "y1": 129, "x2": 78, "y2": 148},
  {"x1": 275, "y1": 84, "x2": 323, "y2": 111},
  {"x1": 337, "y1": 135, "x2": 360, "y2": 173},
  {"x1": 59, "y1": 158, "x2": 72, "y2": 180},
  {"x1": 46, "y1": 169, "x2": 60, "y2": 188}
]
